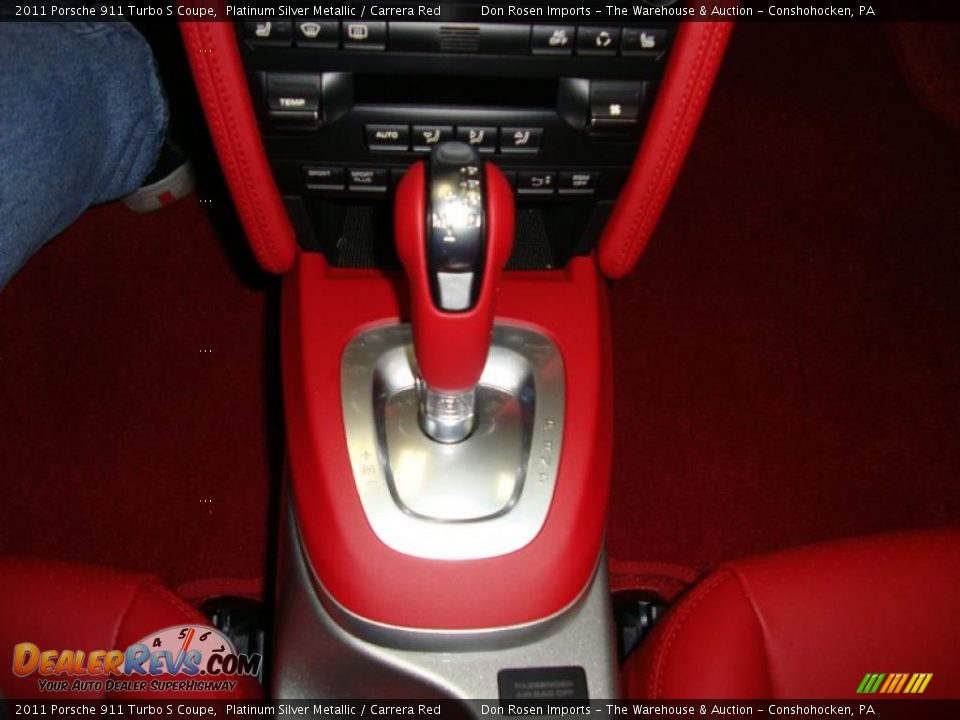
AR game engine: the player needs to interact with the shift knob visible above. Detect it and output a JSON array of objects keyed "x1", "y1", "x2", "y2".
[{"x1": 395, "y1": 142, "x2": 515, "y2": 442}]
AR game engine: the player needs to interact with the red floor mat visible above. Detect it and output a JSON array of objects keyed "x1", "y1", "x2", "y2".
[
  {"x1": 0, "y1": 197, "x2": 276, "y2": 589},
  {"x1": 607, "y1": 23, "x2": 960, "y2": 574}
]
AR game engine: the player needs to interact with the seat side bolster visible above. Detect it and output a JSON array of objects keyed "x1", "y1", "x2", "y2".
[{"x1": 623, "y1": 569, "x2": 773, "y2": 699}]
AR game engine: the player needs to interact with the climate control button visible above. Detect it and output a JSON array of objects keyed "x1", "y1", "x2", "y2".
[{"x1": 365, "y1": 124, "x2": 410, "y2": 151}]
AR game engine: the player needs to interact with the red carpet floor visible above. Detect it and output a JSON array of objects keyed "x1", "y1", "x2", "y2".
[
  {"x1": 607, "y1": 23, "x2": 960, "y2": 574},
  {"x1": 0, "y1": 23, "x2": 956, "y2": 598},
  {"x1": 0, "y1": 196, "x2": 278, "y2": 591}
]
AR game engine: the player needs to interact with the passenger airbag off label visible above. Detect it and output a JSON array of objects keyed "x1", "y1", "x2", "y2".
[{"x1": 497, "y1": 666, "x2": 589, "y2": 701}]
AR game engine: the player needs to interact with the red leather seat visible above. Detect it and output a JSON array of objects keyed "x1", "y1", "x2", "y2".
[
  {"x1": 623, "y1": 529, "x2": 960, "y2": 699},
  {"x1": 0, "y1": 557, "x2": 259, "y2": 699}
]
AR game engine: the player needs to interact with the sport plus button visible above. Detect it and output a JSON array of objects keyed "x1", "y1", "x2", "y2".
[
  {"x1": 349, "y1": 168, "x2": 388, "y2": 192},
  {"x1": 366, "y1": 124, "x2": 410, "y2": 151}
]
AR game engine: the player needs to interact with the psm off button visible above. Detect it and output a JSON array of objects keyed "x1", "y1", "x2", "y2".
[{"x1": 559, "y1": 171, "x2": 599, "y2": 195}]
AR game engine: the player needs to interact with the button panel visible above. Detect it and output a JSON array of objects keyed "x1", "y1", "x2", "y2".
[
  {"x1": 242, "y1": 21, "x2": 672, "y2": 59},
  {"x1": 242, "y1": 19, "x2": 675, "y2": 269},
  {"x1": 364, "y1": 125, "x2": 543, "y2": 156},
  {"x1": 300, "y1": 164, "x2": 607, "y2": 200}
]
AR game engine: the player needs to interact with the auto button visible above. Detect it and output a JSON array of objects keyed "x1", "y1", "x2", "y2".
[{"x1": 366, "y1": 124, "x2": 410, "y2": 151}]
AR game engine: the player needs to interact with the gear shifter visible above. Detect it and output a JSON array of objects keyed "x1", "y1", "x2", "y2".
[{"x1": 395, "y1": 142, "x2": 515, "y2": 443}]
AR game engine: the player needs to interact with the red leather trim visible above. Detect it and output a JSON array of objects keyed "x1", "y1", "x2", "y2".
[
  {"x1": 624, "y1": 529, "x2": 960, "y2": 699},
  {"x1": 598, "y1": 21, "x2": 733, "y2": 278},
  {"x1": 887, "y1": 23, "x2": 960, "y2": 132},
  {"x1": 608, "y1": 558, "x2": 701, "y2": 603},
  {"x1": 282, "y1": 256, "x2": 612, "y2": 629},
  {"x1": 179, "y1": 21, "x2": 297, "y2": 274},
  {"x1": 624, "y1": 569, "x2": 772, "y2": 699},
  {"x1": 394, "y1": 161, "x2": 515, "y2": 392},
  {"x1": 0, "y1": 557, "x2": 259, "y2": 700}
]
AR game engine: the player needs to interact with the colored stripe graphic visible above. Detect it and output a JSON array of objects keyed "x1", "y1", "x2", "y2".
[{"x1": 858, "y1": 673, "x2": 932, "y2": 694}]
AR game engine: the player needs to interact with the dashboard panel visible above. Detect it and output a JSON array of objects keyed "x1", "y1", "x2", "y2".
[{"x1": 236, "y1": 19, "x2": 677, "y2": 269}]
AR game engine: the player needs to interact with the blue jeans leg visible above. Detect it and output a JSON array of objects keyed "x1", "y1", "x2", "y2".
[{"x1": 0, "y1": 22, "x2": 167, "y2": 290}]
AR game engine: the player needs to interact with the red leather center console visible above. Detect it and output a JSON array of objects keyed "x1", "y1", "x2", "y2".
[
  {"x1": 282, "y1": 254, "x2": 611, "y2": 629},
  {"x1": 179, "y1": 13, "x2": 730, "y2": 634}
]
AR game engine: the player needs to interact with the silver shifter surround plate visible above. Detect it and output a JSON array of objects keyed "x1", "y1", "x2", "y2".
[{"x1": 341, "y1": 324, "x2": 565, "y2": 560}]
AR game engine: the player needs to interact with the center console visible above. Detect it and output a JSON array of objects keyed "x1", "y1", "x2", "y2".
[{"x1": 180, "y1": 15, "x2": 733, "y2": 706}]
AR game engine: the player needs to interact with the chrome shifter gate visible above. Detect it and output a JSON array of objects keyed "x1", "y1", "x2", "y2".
[{"x1": 341, "y1": 324, "x2": 565, "y2": 560}]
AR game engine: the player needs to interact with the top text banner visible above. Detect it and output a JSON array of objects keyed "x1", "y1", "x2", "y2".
[{"x1": 2, "y1": 0, "x2": 960, "y2": 22}]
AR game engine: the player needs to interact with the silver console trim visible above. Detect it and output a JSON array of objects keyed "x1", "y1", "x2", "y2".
[
  {"x1": 341, "y1": 323, "x2": 565, "y2": 561},
  {"x1": 273, "y1": 494, "x2": 621, "y2": 702}
]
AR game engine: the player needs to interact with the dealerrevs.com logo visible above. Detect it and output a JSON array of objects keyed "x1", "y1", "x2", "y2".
[{"x1": 12, "y1": 625, "x2": 261, "y2": 694}]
